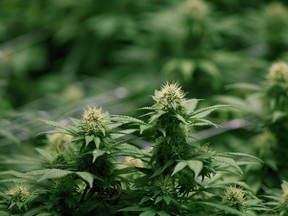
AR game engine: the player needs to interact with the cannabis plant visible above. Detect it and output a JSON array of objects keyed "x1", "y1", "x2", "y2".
[{"x1": 0, "y1": 83, "x2": 264, "y2": 216}]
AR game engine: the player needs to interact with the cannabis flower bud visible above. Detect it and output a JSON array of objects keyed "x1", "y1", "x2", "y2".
[
  {"x1": 180, "y1": 0, "x2": 209, "y2": 20},
  {"x1": 223, "y1": 186, "x2": 245, "y2": 210},
  {"x1": 153, "y1": 83, "x2": 186, "y2": 111},
  {"x1": 7, "y1": 184, "x2": 31, "y2": 203},
  {"x1": 268, "y1": 61, "x2": 288, "y2": 83},
  {"x1": 47, "y1": 133, "x2": 73, "y2": 150},
  {"x1": 81, "y1": 107, "x2": 109, "y2": 135},
  {"x1": 123, "y1": 157, "x2": 143, "y2": 168},
  {"x1": 280, "y1": 181, "x2": 288, "y2": 207}
]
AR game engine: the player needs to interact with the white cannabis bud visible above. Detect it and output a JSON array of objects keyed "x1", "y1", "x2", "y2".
[
  {"x1": 123, "y1": 157, "x2": 144, "y2": 168},
  {"x1": 280, "y1": 181, "x2": 288, "y2": 207},
  {"x1": 268, "y1": 61, "x2": 288, "y2": 83},
  {"x1": 7, "y1": 184, "x2": 31, "y2": 203},
  {"x1": 223, "y1": 186, "x2": 245, "y2": 209},
  {"x1": 47, "y1": 133, "x2": 73, "y2": 150},
  {"x1": 180, "y1": 0, "x2": 209, "y2": 20},
  {"x1": 81, "y1": 106, "x2": 109, "y2": 135},
  {"x1": 153, "y1": 83, "x2": 186, "y2": 111}
]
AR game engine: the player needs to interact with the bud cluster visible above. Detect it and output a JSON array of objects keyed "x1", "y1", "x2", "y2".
[
  {"x1": 7, "y1": 184, "x2": 31, "y2": 203},
  {"x1": 81, "y1": 107, "x2": 109, "y2": 135}
]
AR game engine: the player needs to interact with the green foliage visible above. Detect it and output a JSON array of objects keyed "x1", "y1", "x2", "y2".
[{"x1": 0, "y1": 83, "x2": 266, "y2": 215}]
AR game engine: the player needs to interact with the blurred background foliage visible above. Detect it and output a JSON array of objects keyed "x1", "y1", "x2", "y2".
[{"x1": 1, "y1": 0, "x2": 288, "y2": 194}]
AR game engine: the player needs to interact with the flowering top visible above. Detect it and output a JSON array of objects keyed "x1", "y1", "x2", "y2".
[
  {"x1": 268, "y1": 61, "x2": 288, "y2": 84},
  {"x1": 153, "y1": 83, "x2": 186, "y2": 111},
  {"x1": 223, "y1": 186, "x2": 245, "y2": 209},
  {"x1": 7, "y1": 184, "x2": 30, "y2": 203},
  {"x1": 81, "y1": 106, "x2": 109, "y2": 135}
]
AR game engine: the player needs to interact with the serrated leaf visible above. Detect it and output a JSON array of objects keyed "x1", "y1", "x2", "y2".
[
  {"x1": 112, "y1": 115, "x2": 146, "y2": 125},
  {"x1": 193, "y1": 118, "x2": 219, "y2": 127},
  {"x1": 149, "y1": 111, "x2": 166, "y2": 123},
  {"x1": 187, "y1": 160, "x2": 203, "y2": 178},
  {"x1": 35, "y1": 148, "x2": 53, "y2": 162},
  {"x1": 185, "y1": 99, "x2": 200, "y2": 114},
  {"x1": 214, "y1": 156, "x2": 243, "y2": 175},
  {"x1": 85, "y1": 135, "x2": 94, "y2": 146},
  {"x1": 171, "y1": 161, "x2": 187, "y2": 176},
  {"x1": 174, "y1": 113, "x2": 187, "y2": 123},
  {"x1": 226, "y1": 152, "x2": 263, "y2": 163},
  {"x1": 190, "y1": 105, "x2": 230, "y2": 118},
  {"x1": 37, "y1": 169, "x2": 72, "y2": 182}
]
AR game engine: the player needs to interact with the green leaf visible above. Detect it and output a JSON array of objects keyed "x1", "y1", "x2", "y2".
[
  {"x1": 155, "y1": 196, "x2": 163, "y2": 204},
  {"x1": 0, "y1": 128, "x2": 20, "y2": 144},
  {"x1": 92, "y1": 149, "x2": 105, "y2": 163},
  {"x1": 171, "y1": 161, "x2": 187, "y2": 176},
  {"x1": 85, "y1": 135, "x2": 94, "y2": 146},
  {"x1": 41, "y1": 119, "x2": 70, "y2": 131},
  {"x1": 140, "y1": 209, "x2": 156, "y2": 216},
  {"x1": 35, "y1": 148, "x2": 54, "y2": 162},
  {"x1": 94, "y1": 136, "x2": 101, "y2": 149},
  {"x1": 196, "y1": 202, "x2": 245, "y2": 216},
  {"x1": 187, "y1": 160, "x2": 203, "y2": 178},
  {"x1": 226, "y1": 152, "x2": 263, "y2": 163},
  {"x1": 0, "y1": 211, "x2": 10, "y2": 216},
  {"x1": 157, "y1": 211, "x2": 171, "y2": 216},
  {"x1": 112, "y1": 115, "x2": 147, "y2": 125},
  {"x1": 37, "y1": 169, "x2": 72, "y2": 182},
  {"x1": 174, "y1": 113, "x2": 187, "y2": 123},
  {"x1": 193, "y1": 118, "x2": 219, "y2": 127},
  {"x1": 151, "y1": 160, "x2": 173, "y2": 178},
  {"x1": 190, "y1": 105, "x2": 230, "y2": 119},
  {"x1": 140, "y1": 124, "x2": 150, "y2": 134},
  {"x1": 75, "y1": 172, "x2": 94, "y2": 188},
  {"x1": 214, "y1": 156, "x2": 243, "y2": 175},
  {"x1": 163, "y1": 196, "x2": 172, "y2": 205},
  {"x1": 185, "y1": 99, "x2": 200, "y2": 114},
  {"x1": 118, "y1": 206, "x2": 143, "y2": 212}
]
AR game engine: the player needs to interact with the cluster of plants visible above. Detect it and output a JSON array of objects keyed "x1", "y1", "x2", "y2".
[
  {"x1": 1, "y1": 0, "x2": 288, "y2": 215},
  {"x1": 1, "y1": 82, "x2": 288, "y2": 215}
]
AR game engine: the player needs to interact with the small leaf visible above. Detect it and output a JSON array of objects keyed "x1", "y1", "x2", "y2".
[
  {"x1": 187, "y1": 160, "x2": 203, "y2": 178},
  {"x1": 94, "y1": 136, "x2": 101, "y2": 149},
  {"x1": 75, "y1": 172, "x2": 94, "y2": 188},
  {"x1": 155, "y1": 196, "x2": 163, "y2": 204},
  {"x1": 85, "y1": 135, "x2": 94, "y2": 146},
  {"x1": 92, "y1": 149, "x2": 105, "y2": 163},
  {"x1": 171, "y1": 161, "x2": 187, "y2": 176}
]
